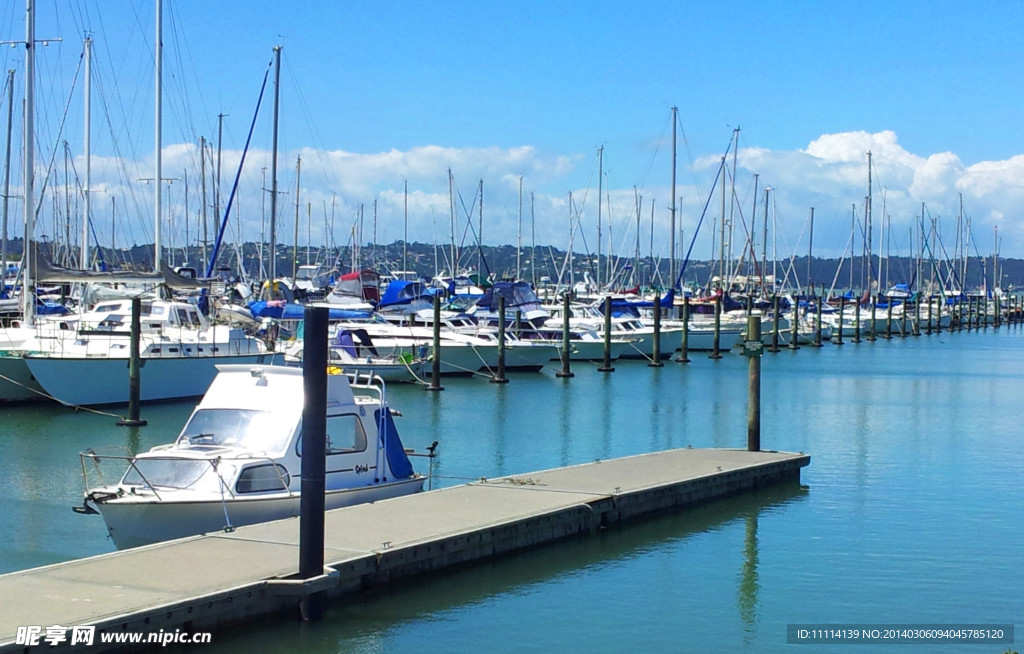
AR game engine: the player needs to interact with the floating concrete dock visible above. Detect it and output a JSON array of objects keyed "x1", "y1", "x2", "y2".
[{"x1": 0, "y1": 448, "x2": 808, "y2": 652}]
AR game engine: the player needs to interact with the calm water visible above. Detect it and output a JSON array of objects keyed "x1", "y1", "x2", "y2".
[{"x1": 2, "y1": 326, "x2": 1022, "y2": 653}]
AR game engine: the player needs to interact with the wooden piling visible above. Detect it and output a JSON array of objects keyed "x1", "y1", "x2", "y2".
[
  {"x1": 709, "y1": 296, "x2": 723, "y2": 360},
  {"x1": 745, "y1": 316, "x2": 762, "y2": 452},
  {"x1": 675, "y1": 296, "x2": 691, "y2": 363},
  {"x1": 598, "y1": 296, "x2": 615, "y2": 372},
  {"x1": 491, "y1": 295, "x2": 509, "y2": 384},
  {"x1": 426, "y1": 294, "x2": 444, "y2": 391},
  {"x1": 299, "y1": 306, "x2": 328, "y2": 621},
  {"x1": 116, "y1": 297, "x2": 148, "y2": 428},
  {"x1": 556, "y1": 291, "x2": 574, "y2": 378},
  {"x1": 649, "y1": 294, "x2": 664, "y2": 368},
  {"x1": 768, "y1": 295, "x2": 780, "y2": 353}
]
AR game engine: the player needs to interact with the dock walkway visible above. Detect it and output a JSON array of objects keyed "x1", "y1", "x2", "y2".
[{"x1": 0, "y1": 448, "x2": 808, "y2": 652}]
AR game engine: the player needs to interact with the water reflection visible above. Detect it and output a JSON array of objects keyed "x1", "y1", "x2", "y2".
[{"x1": 201, "y1": 482, "x2": 808, "y2": 654}]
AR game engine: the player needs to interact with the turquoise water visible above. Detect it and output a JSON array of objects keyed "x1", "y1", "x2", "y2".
[{"x1": 2, "y1": 327, "x2": 1023, "y2": 652}]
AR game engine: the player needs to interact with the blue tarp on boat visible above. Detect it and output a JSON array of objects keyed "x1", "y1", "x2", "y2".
[
  {"x1": 247, "y1": 300, "x2": 372, "y2": 321},
  {"x1": 375, "y1": 408, "x2": 415, "y2": 479},
  {"x1": 379, "y1": 280, "x2": 437, "y2": 308},
  {"x1": 474, "y1": 281, "x2": 541, "y2": 310}
]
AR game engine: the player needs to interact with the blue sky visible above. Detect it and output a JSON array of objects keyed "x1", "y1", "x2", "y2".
[{"x1": 1, "y1": 1, "x2": 1021, "y2": 281}]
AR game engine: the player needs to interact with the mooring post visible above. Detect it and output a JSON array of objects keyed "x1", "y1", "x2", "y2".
[
  {"x1": 852, "y1": 292, "x2": 861, "y2": 343},
  {"x1": 491, "y1": 295, "x2": 509, "y2": 384},
  {"x1": 556, "y1": 291, "x2": 574, "y2": 378},
  {"x1": 117, "y1": 296, "x2": 148, "y2": 427},
  {"x1": 868, "y1": 296, "x2": 878, "y2": 341},
  {"x1": 884, "y1": 299, "x2": 894, "y2": 339},
  {"x1": 926, "y1": 295, "x2": 933, "y2": 335},
  {"x1": 813, "y1": 294, "x2": 823, "y2": 347},
  {"x1": 709, "y1": 295, "x2": 723, "y2": 360},
  {"x1": 744, "y1": 315, "x2": 763, "y2": 452},
  {"x1": 676, "y1": 296, "x2": 691, "y2": 363},
  {"x1": 598, "y1": 295, "x2": 615, "y2": 372},
  {"x1": 649, "y1": 294, "x2": 663, "y2": 368},
  {"x1": 834, "y1": 296, "x2": 845, "y2": 345},
  {"x1": 426, "y1": 294, "x2": 444, "y2": 391},
  {"x1": 299, "y1": 305, "x2": 328, "y2": 621},
  {"x1": 768, "y1": 295, "x2": 780, "y2": 353},
  {"x1": 788, "y1": 299, "x2": 800, "y2": 350}
]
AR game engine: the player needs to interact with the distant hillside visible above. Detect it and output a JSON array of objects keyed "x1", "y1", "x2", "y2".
[{"x1": 13, "y1": 237, "x2": 1021, "y2": 292}]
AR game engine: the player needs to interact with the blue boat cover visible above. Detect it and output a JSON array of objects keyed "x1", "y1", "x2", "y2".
[
  {"x1": 379, "y1": 280, "x2": 435, "y2": 307},
  {"x1": 475, "y1": 281, "x2": 541, "y2": 310},
  {"x1": 247, "y1": 300, "x2": 371, "y2": 321},
  {"x1": 375, "y1": 408, "x2": 415, "y2": 479}
]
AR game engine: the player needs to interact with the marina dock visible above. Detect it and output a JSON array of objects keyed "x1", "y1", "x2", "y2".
[{"x1": 0, "y1": 447, "x2": 807, "y2": 652}]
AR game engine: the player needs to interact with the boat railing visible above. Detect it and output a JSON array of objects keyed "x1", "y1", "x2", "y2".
[{"x1": 78, "y1": 449, "x2": 293, "y2": 503}]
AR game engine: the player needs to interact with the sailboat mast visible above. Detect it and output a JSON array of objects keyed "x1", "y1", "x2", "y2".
[
  {"x1": 762, "y1": 185, "x2": 769, "y2": 293},
  {"x1": 597, "y1": 145, "x2": 603, "y2": 290},
  {"x1": 402, "y1": 179, "x2": 407, "y2": 275},
  {"x1": 154, "y1": 0, "x2": 162, "y2": 270},
  {"x1": 268, "y1": 45, "x2": 281, "y2": 282},
  {"x1": 21, "y1": 0, "x2": 35, "y2": 323},
  {"x1": 516, "y1": 175, "x2": 522, "y2": 280},
  {"x1": 448, "y1": 168, "x2": 455, "y2": 277},
  {"x1": 807, "y1": 208, "x2": 814, "y2": 295},
  {"x1": 669, "y1": 106, "x2": 677, "y2": 292},
  {"x1": 199, "y1": 136, "x2": 207, "y2": 266},
  {"x1": 865, "y1": 150, "x2": 872, "y2": 295},
  {"x1": 82, "y1": 36, "x2": 92, "y2": 268},
  {"x1": 292, "y1": 155, "x2": 301, "y2": 279},
  {"x1": 1, "y1": 69, "x2": 12, "y2": 276}
]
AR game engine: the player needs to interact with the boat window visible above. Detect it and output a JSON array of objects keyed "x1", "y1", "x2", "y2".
[
  {"x1": 296, "y1": 414, "x2": 368, "y2": 456},
  {"x1": 121, "y1": 458, "x2": 210, "y2": 490},
  {"x1": 177, "y1": 408, "x2": 296, "y2": 453},
  {"x1": 327, "y1": 414, "x2": 368, "y2": 454},
  {"x1": 235, "y1": 464, "x2": 289, "y2": 493}
]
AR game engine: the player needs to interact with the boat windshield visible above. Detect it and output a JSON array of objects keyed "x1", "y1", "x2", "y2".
[
  {"x1": 176, "y1": 408, "x2": 296, "y2": 453},
  {"x1": 121, "y1": 459, "x2": 210, "y2": 490}
]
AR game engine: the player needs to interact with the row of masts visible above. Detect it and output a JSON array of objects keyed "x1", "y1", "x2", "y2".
[{"x1": 5, "y1": 5, "x2": 1006, "y2": 314}]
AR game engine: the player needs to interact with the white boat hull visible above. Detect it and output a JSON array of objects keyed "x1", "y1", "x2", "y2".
[
  {"x1": 26, "y1": 353, "x2": 273, "y2": 406},
  {"x1": 94, "y1": 476, "x2": 425, "y2": 549}
]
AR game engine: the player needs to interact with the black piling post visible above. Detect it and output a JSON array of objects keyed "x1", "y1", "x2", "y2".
[
  {"x1": 556, "y1": 291, "x2": 574, "y2": 378},
  {"x1": 598, "y1": 295, "x2": 615, "y2": 372},
  {"x1": 426, "y1": 294, "x2": 444, "y2": 391},
  {"x1": 744, "y1": 315, "x2": 763, "y2": 452},
  {"x1": 926, "y1": 295, "x2": 933, "y2": 335},
  {"x1": 884, "y1": 299, "x2": 893, "y2": 339},
  {"x1": 768, "y1": 295, "x2": 780, "y2": 353},
  {"x1": 709, "y1": 295, "x2": 723, "y2": 360},
  {"x1": 491, "y1": 295, "x2": 509, "y2": 384},
  {"x1": 299, "y1": 305, "x2": 328, "y2": 621},
  {"x1": 788, "y1": 298, "x2": 800, "y2": 350},
  {"x1": 868, "y1": 295, "x2": 878, "y2": 341},
  {"x1": 834, "y1": 296, "x2": 845, "y2": 345},
  {"x1": 675, "y1": 296, "x2": 691, "y2": 363},
  {"x1": 117, "y1": 297, "x2": 148, "y2": 427},
  {"x1": 813, "y1": 294, "x2": 823, "y2": 347},
  {"x1": 851, "y1": 292, "x2": 861, "y2": 343},
  {"x1": 649, "y1": 294, "x2": 663, "y2": 368}
]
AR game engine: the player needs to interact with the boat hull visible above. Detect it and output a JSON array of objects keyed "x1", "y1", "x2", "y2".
[
  {"x1": 25, "y1": 353, "x2": 273, "y2": 406},
  {"x1": 0, "y1": 355, "x2": 46, "y2": 402},
  {"x1": 93, "y1": 476, "x2": 425, "y2": 549}
]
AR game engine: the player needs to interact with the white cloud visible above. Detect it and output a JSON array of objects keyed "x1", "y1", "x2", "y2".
[{"x1": 32, "y1": 130, "x2": 1024, "y2": 273}]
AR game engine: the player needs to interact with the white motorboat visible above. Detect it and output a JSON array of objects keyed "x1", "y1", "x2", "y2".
[{"x1": 76, "y1": 364, "x2": 428, "y2": 549}]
